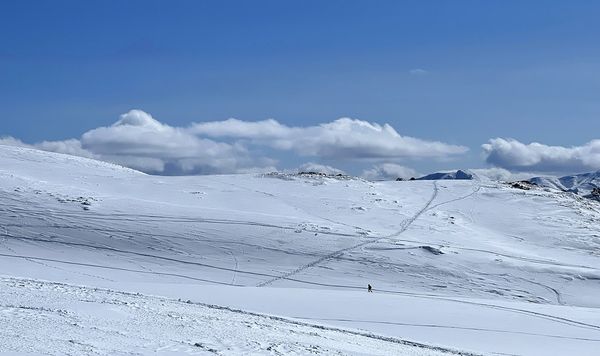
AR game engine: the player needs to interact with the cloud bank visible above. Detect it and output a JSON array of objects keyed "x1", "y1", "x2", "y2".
[
  {"x1": 1, "y1": 109, "x2": 468, "y2": 175},
  {"x1": 191, "y1": 117, "x2": 467, "y2": 160},
  {"x1": 79, "y1": 110, "x2": 258, "y2": 174},
  {"x1": 482, "y1": 138, "x2": 600, "y2": 173},
  {"x1": 469, "y1": 167, "x2": 538, "y2": 182},
  {"x1": 361, "y1": 163, "x2": 418, "y2": 181}
]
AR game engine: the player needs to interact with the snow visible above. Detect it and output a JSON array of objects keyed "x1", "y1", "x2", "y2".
[
  {"x1": 529, "y1": 170, "x2": 600, "y2": 195},
  {"x1": 1, "y1": 277, "x2": 457, "y2": 356},
  {"x1": 1, "y1": 144, "x2": 600, "y2": 355}
]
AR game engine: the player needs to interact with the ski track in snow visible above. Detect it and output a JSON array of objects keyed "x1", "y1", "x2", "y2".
[
  {"x1": 292, "y1": 316, "x2": 600, "y2": 343},
  {"x1": 424, "y1": 176, "x2": 482, "y2": 213},
  {"x1": 0, "y1": 235, "x2": 280, "y2": 279},
  {"x1": 257, "y1": 176, "x2": 483, "y2": 287},
  {"x1": 257, "y1": 181, "x2": 440, "y2": 287}
]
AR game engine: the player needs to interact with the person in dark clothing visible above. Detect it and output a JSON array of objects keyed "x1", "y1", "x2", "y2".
[{"x1": 368, "y1": 284, "x2": 373, "y2": 292}]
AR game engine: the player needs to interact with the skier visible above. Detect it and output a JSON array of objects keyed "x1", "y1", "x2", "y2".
[{"x1": 368, "y1": 284, "x2": 373, "y2": 293}]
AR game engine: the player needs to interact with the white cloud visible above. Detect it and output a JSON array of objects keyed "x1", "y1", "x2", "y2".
[
  {"x1": 1, "y1": 110, "x2": 271, "y2": 175},
  {"x1": 470, "y1": 167, "x2": 537, "y2": 182},
  {"x1": 103, "y1": 155, "x2": 166, "y2": 173},
  {"x1": 296, "y1": 162, "x2": 346, "y2": 175},
  {"x1": 0, "y1": 136, "x2": 96, "y2": 159},
  {"x1": 78, "y1": 110, "x2": 264, "y2": 174},
  {"x1": 192, "y1": 117, "x2": 467, "y2": 160},
  {"x1": 2, "y1": 110, "x2": 469, "y2": 176},
  {"x1": 361, "y1": 163, "x2": 417, "y2": 181},
  {"x1": 37, "y1": 139, "x2": 96, "y2": 158},
  {"x1": 190, "y1": 118, "x2": 289, "y2": 139},
  {"x1": 482, "y1": 138, "x2": 600, "y2": 173},
  {"x1": 0, "y1": 136, "x2": 29, "y2": 148}
]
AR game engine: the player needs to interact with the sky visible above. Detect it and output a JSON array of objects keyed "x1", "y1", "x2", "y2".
[{"x1": 1, "y1": 1, "x2": 600, "y2": 178}]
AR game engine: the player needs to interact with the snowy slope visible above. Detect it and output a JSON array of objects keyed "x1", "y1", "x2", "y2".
[
  {"x1": 529, "y1": 171, "x2": 600, "y2": 195},
  {"x1": 1, "y1": 145, "x2": 600, "y2": 355}
]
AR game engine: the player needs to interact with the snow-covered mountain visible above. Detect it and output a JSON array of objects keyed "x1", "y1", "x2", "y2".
[
  {"x1": 1, "y1": 145, "x2": 600, "y2": 356},
  {"x1": 529, "y1": 170, "x2": 600, "y2": 195},
  {"x1": 417, "y1": 170, "x2": 474, "y2": 180}
]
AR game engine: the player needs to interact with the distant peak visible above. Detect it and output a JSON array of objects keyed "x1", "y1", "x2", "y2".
[{"x1": 417, "y1": 169, "x2": 473, "y2": 181}]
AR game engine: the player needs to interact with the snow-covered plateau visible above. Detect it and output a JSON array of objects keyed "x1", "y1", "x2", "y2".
[{"x1": 1, "y1": 144, "x2": 600, "y2": 356}]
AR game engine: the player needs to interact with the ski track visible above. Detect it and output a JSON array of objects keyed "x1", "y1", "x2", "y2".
[
  {"x1": 257, "y1": 177, "x2": 483, "y2": 287},
  {"x1": 227, "y1": 249, "x2": 239, "y2": 285},
  {"x1": 0, "y1": 252, "x2": 244, "y2": 286},
  {"x1": 292, "y1": 316, "x2": 600, "y2": 343},
  {"x1": 1, "y1": 226, "x2": 115, "y2": 283},
  {"x1": 514, "y1": 276, "x2": 564, "y2": 306},
  {"x1": 256, "y1": 181, "x2": 440, "y2": 287},
  {"x1": 2, "y1": 222, "x2": 323, "y2": 259},
  {"x1": 424, "y1": 176, "x2": 482, "y2": 213},
  {"x1": 1, "y1": 205, "x2": 360, "y2": 238},
  {"x1": 0, "y1": 236, "x2": 281, "y2": 280}
]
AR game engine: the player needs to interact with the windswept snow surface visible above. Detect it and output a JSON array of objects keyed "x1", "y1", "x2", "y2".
[{"x1": 1, "y1": 145, "x2": 600, "y2": 355}]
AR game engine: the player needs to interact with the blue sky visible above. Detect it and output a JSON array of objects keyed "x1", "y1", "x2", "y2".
[{"x1": 1, "y1": 1, "x2": 600, "y2": 177}]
